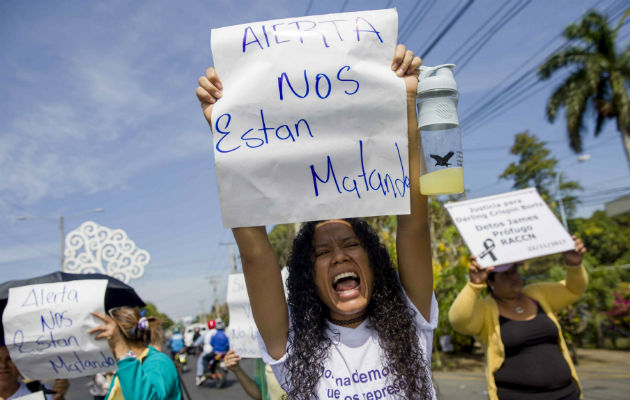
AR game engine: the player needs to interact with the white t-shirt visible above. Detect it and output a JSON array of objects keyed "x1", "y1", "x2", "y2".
[{"x1": 259, "y1": 292, "x2": 438, "y2": 400}]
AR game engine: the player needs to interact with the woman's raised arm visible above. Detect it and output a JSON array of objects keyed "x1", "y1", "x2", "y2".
[
  {"x1": 196, "y1": 70, "x2": 289, "y2": 360},
  {"x1": 391, "y1": 45, "x2": 434, "y2": 320},
  {"x1": 232, "y1": 226, "x2": 289, "y2": 360}
]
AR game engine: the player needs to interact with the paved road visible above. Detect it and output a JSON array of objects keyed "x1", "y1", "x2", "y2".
[
  {"x1": 63, "y1": 349, "x2": 628, "y2": 399},
  {"x1": 433, "y1": 348, "x2": 630, "y2": 400}
]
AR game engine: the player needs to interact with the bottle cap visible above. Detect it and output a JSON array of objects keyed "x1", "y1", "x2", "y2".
[{"x1": 417, "y1": 64, "x2": 457, "y2": 95}]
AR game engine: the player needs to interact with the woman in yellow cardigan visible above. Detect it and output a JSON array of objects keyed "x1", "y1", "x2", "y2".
[{"x1": 449, "y1": 236, "x2": 587, "y2": 400}]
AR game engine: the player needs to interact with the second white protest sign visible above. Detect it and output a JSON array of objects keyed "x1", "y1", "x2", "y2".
[
  {"x1": 445, "y1": 188, "x2": 575, "y2": 268},
  {"x1": 210, "y1": 8, "x2": 408, "y2": 227},
  {"x1": 2, "y1": 280, "x2": 116, "y2": 380}
]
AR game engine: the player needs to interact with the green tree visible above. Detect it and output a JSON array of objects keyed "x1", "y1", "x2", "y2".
[
  {"x1": 538, "y1": 10, "x2": 630, "y2": 169},
  {"x1": 365, "y1": 215, "x2": 398, "y2": 268},
  {"x1": 143, "y1": 301, "x2": 174, "y2": 329},
  {"x1": 428, "y1": 199, "x2": 475, "y2": 366},
  {"x1": 569, "y1": 210, "x2": 630, "y2": 347},
  {"x1": 569, "y1": 210, "x2": 630, "y2": 265},
  {"x1": 269, "y1": 223, "x2": 299, "y2": 267},
  {"x1": 500, "y1": 131, "x2": 582, "y2": 217}
]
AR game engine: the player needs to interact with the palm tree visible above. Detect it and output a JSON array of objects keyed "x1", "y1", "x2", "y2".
[{"x1": 538, "y1": 10, "x2": 630, "y2": 169}]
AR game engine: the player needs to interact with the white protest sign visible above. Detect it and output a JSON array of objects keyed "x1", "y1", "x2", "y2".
[
  {"x1": 2, "y1": 280, "x2": 116, "y2": 380},
  {"x1": 225, "y1": 274, "x2": 259, "y2": 358},
  {"x1": 226, "y1": 270, "x2": 289, "y2": 358},
  {"x1": 445, "y1": 188, "x2": 575, "y2": 268},
  {"x1": 211, "y1": 8, "x2": 409, "y2": 227}
]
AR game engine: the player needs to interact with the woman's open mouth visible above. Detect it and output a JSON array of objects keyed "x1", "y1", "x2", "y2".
[{"x1": 333, "y1": 271, "x2": 361, "y2": 299}]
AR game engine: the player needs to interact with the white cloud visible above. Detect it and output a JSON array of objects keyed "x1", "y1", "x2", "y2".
[
  {"x1": 0, "y1": 241, "x2": 58, "y2": 265},
  {"x1": 0, "y1": 5, "x2": 213, "y2": 212}
]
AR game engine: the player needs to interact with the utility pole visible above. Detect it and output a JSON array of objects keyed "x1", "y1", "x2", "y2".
[
  {"x1": 200, "y1": 299, "x2": 206, "y2": 323},
  {"x1": 17, "y1": 208, "x2": 103, "y2": 273},
  {"x1": 209, "y1": 275, "x2": 218, "y2": 312},
  {"x1": 219, "y1": 242, "x2": 238, "y2": 273}
]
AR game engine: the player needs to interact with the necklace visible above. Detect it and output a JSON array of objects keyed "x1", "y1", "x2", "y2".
[
  {"x1": 514, "y1": 306, "x2": 524, "y2": 314},
  {"x1": 329, "y1": 313, "x2": 367, "y2": 326}
]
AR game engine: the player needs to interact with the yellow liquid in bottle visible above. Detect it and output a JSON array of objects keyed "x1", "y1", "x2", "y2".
[{"x1": 420, "y1": 167, "x2": 464, "y2": 195}]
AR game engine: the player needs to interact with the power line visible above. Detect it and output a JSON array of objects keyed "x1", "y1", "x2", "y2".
[
  {"x1": 582, "y1": 175, "x2": 630, "y2": 190},
  {"x1": 398, "y1": 0, "x2": 423, "y2": 42},
  {"x1": 456, "y1": 0, "x2": 532, "y2": 73},
  {"x1": 578, "y1": 194, "x2": 629, "y2": 206},
  {"x1": 465, "y1": 139, "x2": 566, "y2": 152},
  {"x1": 459, "y1": 0, "x2": 622, "y2": 135},
  {"x1": 446, "y1": 0, "x2": 511, "y2": 62},
  {"x1": 459, "y1": 11, "x2": 630, "y2": 135},
  {"x1": 578, "y1": 186, "x2": 630, "y2": 199},
  {"x1": 304, "y1": 0, "x2": 314, "y2": 16},
  {"x1": 464, "y1": 72, "x2": 565, "y2": 134},
  {"x1": 420, "y1": 0, "x2": 475, "y2": 59},
  {"x1": 340, "y1": 0, "x2": 349, "y2": 12},
  {"x1": 400, "y1": 0, "x2": 437, "y2": 44},
  {"x1": 461, "y1": 56, "x2": 564, "y2": 134}
]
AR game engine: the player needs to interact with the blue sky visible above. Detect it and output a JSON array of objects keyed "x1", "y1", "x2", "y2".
[{"x1": 1, "y1": 0, "x2": 628, "y2": 319}]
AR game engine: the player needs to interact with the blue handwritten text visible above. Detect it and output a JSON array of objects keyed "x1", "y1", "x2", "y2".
[
  {"x1": 242, "y1": 17, "x2": 383, "y2": 52},
  {"x1": 215, "y1": 109, "x2": 314, "y2": 154},
  {"x1": 310, "y1": 140, "x2": 409, "y2": 199},
  {"x1": 21, "y1": 285, "x2": 78, "y2": 308},
  {"x1": 278, "y1": 65, "x2": 359, "y2": 100},
  {"x1": 49, "y1": 351, "x2": 116, "y2": 375}
]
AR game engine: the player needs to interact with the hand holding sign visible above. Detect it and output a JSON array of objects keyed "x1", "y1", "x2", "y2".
[
  {"x1": 468, "y1": 256, "x2": 493, "y2": 284},
  {"x1": 196, "y1": 68, "x2": 223, "y2": 127},
  {"x1": 196, "y1": 43, "x2": 421, "y2": 133},
  {"x1": 563, "y1": 236, "x2": 586, "y2": 266},
  {"x1": 89, "y1": 312, "x2": 129, "y2": 359},
  {"x1": 391, "y1": 44, "x2": 422, "y2": 93},
  {"x1": 468, "y1": 236, "x2": 585, "y2": 285}
]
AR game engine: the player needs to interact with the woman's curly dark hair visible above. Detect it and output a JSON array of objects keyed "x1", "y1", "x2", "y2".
[{"x1": 284, "y1": 218, "x2": 433, "y2": 399}]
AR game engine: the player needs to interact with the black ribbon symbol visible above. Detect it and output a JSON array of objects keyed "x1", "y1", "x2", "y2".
[{"x1": 478, "y1": 238, "x2": 497, "y2": 262}]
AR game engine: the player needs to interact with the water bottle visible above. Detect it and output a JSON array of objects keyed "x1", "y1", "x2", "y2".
[{"x1": 416, "y1": 64, "x2": 464, "y2": 195}]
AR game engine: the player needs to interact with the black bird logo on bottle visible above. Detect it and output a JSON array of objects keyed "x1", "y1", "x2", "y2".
[{"x1": 430, "y1": 151, "x2": 454, "y2": 167}]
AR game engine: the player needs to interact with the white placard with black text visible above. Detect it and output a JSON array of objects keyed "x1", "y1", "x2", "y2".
[{"x1": 445, "y1": 188, "x2": 575, "y2": 268}]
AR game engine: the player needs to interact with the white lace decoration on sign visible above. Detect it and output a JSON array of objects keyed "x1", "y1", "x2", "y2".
[{"x1": 64, "y1": 221, "x2": 150, "y2": 283}]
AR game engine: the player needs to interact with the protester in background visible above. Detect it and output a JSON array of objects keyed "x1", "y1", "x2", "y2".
[
  {"x1": 224, "y1": 350, "x2": 287, "y2": 400},
  {"x1": 194, "y1": 319, "x2": 216, "y2": 386},
  {"x1": 89, "y1": 372, "x2": 113, "y2": 400},
  {"x1": 0, "y1": 345, "x2": 69, "y2": 400},
  {"x1": 209, "y1": 319, "x2": 229, "y2": 357},
  {"x1": 195, "y1": 44, "x2": 437, "y2": 399},
  {"x1": 196, "y1": 319, "x2": 230, "y2": 385},
  {"x1": 191, "y1": 326, "x2": 201, "y2": 346},
  {"x1": 449, "y1": 236, "x2": 588, "y2": 400},
  {"x1": 168, "y1": 329, "x2": 185, "y2": 358},
  {"x1": 90, "y1": 307, "x2": 181, "y2": 400}
]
